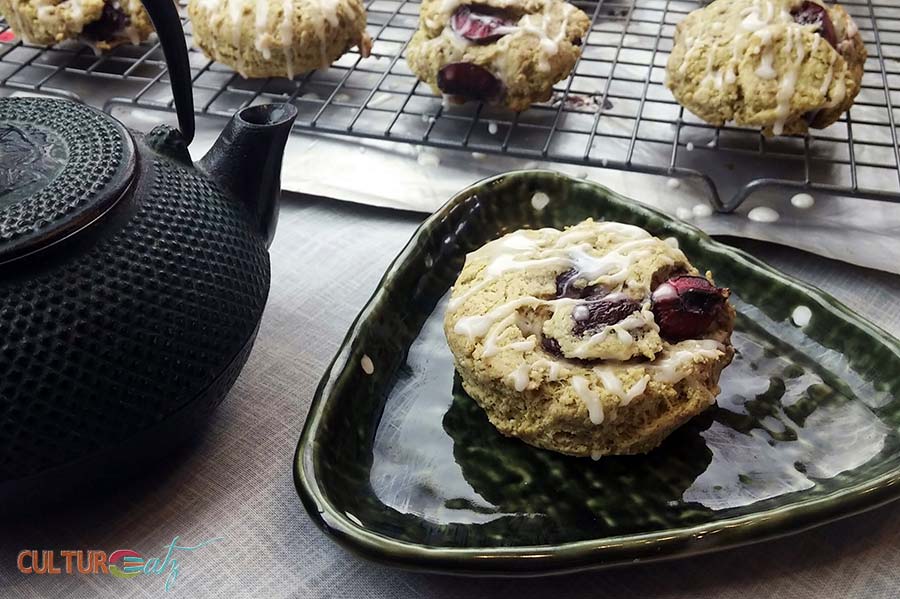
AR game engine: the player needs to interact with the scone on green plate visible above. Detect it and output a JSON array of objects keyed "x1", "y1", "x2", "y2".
[
  {"x1": 188, "y1": 0, "x2": 372, "y2": 79},
  {"x1": 406, "y1": 0, "x2": 591, "y2": 111},
  {"x1": 444, "y1": 219, "x2": 735, "y2": 458},
  {"x1": 0, "y1": 0, "x2": 156, "y2": 50},
  {"x1": 665, "y1": 0, "x2": 866, "y2": 136}
]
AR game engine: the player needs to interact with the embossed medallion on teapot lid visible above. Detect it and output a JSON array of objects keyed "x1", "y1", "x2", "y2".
[{"x1": 0, "y1": 97, "x2": 135, "y2": 263}]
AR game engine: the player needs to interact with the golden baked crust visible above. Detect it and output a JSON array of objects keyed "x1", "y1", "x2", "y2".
[
  {"x1": 444, "y1": 219, "x2": 735, "y2": 458},
  {"x1": 187, "y1": 0, "x2": 372, "y2": 79},
  {"x1": 406, "y1": 0, "x2": 590, "y2": 111},
  {"x1": 665, "y1": 0, "x2": 866, "y2": 136}
]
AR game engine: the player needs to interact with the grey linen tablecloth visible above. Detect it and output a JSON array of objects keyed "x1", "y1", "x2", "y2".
[{"x1": 1, "y1": 193, "x2": 899, "y2": 598}]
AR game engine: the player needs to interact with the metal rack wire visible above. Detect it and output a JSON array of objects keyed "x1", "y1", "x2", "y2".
[{"x1": 2, "y1": 0, "x2": 899, "y2": 211}]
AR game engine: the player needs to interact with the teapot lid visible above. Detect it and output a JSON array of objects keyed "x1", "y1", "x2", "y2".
[{"x1": 0, "y1": 97, "x2": 135, "y2": 264}]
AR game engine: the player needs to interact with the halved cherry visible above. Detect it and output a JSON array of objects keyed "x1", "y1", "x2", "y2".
[
  {"x1": 651, "y1": 275, "x2": 729, "y2": 341},
  {"x1": 541, "y1": 335, "x2": 563, "y2": 357},
  {"x1": 437, "y1": 62, "x2": 503, "y2": 101},
  {"x1": 791, "y1": 1, "x2": 837, "y2": 48},
  {"x1": 451, "y1": 6, "x2": 515, "y2": 43},
  {"x1": 571, "y1": 297, "x2": 641, "y2": 336},
  {"x1": 555, "y1": 269, "x2": 600, "y2": 299},
  {"x1": 82, "y1": 0, "x2": 131, "y2": 42}
]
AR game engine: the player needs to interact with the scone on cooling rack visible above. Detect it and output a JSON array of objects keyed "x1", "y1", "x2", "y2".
[
  {"x1": 406, "y1": 0, "x2": 591, "y2": 111},
  {"x1": 444, "y1": 219, "x2": 735, "y2": 458},
  {"x1": 666, "y1": 0, "x2": 866, "y2": 136},
  {"x1": 0, "y1": 0, "x2": 155, "y2": 50},
  {"x1": 187, "y1": 0, "x2": 372, "y2": 79}
]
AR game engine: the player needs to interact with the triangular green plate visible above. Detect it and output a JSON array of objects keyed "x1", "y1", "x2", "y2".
[{"x1": 294, "y1": 171, "x2": 900, "y2": 575}]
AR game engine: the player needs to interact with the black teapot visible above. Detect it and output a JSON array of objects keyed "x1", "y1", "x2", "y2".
[{"x1": 0, "y1": 1, "x2": 297, "y2": 509}]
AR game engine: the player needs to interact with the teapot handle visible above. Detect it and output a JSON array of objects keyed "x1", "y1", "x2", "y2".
[{"x1": 140, "y1": 0, "x2": 195, "y2": 144}]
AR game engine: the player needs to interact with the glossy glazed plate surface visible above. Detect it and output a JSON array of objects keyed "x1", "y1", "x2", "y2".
[{"x1": 295, "y1": 171, "x2": 900, "y2": 575}]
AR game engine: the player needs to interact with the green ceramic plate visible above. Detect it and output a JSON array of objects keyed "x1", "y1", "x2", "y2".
[{"x1": 294, "y1": 170, "x2": 900, "y2": 576}]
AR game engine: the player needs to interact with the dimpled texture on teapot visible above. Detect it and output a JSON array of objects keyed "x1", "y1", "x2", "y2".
[
  {"x1": 0, "y1": 153, "x2": 270, "y2": 481},
  {"x1": 0, "y1": 98, "x2": 128, "y2": 244}
]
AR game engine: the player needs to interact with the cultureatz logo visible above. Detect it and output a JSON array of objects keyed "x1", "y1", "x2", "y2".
[{"x1": 17, "y1": 536, "x2": 223, "y2": 592}]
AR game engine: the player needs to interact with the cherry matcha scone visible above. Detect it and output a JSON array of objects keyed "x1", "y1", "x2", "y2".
[
  {"x1": 0, "y1": 0, "x2": 155, "y2": 50},
  {"x1": 188, "y1": 0, "x2": 372, "y2": 79},
  {"x1": 444, "y1": 219, "x2": 735, "y2": 458},
  {"x1": 406, "y1": 0, "x2": 591, "y2": 111},
  {"x1": 666, "y1": 0, "x2": 866, "y2": 136}
]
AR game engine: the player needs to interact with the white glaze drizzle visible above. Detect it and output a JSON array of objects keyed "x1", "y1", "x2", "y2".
[
  {"x1": 254, "y1": 0, "x2": 272, "y2": 59},
  {"x1": 225, "y1": 0, "x2": 246, "y2": 75},
  {"x1": 594, "y1": 369, "x2": 650, "y2": 407},
  {"x1": 567, "y1": 238, "x2": 663, "y2": 283},
  {"x1": 773, "y1": 25, "x2": 806, "y2": 136},
  {"x1": 572, "y1": 305, "x2": 590, "y2": 321},
  {"x1": 480, "y1": 313, "x2": 537, "y2": 358},
  {"x1": 733, "y1": 0, "x2": 853, "y2": 134},
  {"x1": 279, "y1": 0, "x2": 295, "y2": 78},
  {"x1": 830, "y1": 66, "x2": 847, "y2": 108},
  {"x1": 320, "y1": 0, "x2": 342, "y2": 27},
  {"x1": 651, "y1": 281, "x2": 678, "y2": 302},
  {"x1": 438, "y1": 0, "x2": 462, "y2": 15},
  {"x1": 679, "y1": 35, "x2": 702, "y2": 74},
  {"x1": 36, "y1": 3, "x2": 55, "y2": 24},
  {"x1": 651, "y1": 340, "x2": 725, "y2": 384},
  {"x1": 568, "y1": 304, "x2": 658, "y2": 359},
  {"x1": 724, "y1": 34, "x2": 747, "y2": 85},
  {"x1": 436, "y1": 26, "x2": 472, "y2": 51},
  {"x1": 532, "y1": 359, "x2": 564, "y2": 381},
  {"x1": 489, "y1": 4, "x2": 574, "y2": 77},
  {"x1": 552, "y1": 221, "x2": 647, "y2": 246},
  {"x1": 455, "y1": 296, "x2": 556, "y2": 339},
  {"x1": 737, "y1": 1, "x2": 792, "y2": 96},
  {"x1": 755, "y1": 45, "x2": 777, "y2": 79},
  {"x1": 517, "y1": 7, "x2": 570, "y2": 73},
  {"x1": 508, "y1": 363, "x2": 532, "y2": 392},
  {"x1": 739, "y1": 0, "x2": 788, "y2": 33},
  {"x1": 228, "y1": 0, "x2": 244, "y2": 48},
  {"x1": 700, "y1": 40, "x2": 722, "y2": 89},
  {"x1": 572, "y1": 376, "x2": 604, "y2": 424},
  {"x1": 124, "y1": 23, "x2": 141, "y2": 45},
  {"x1": 819, "y1": 50, "x2": 837, "y2": 97},
  {"x1": 67, "y1": 0, "x2": 86, "y2": 22},
  {"x1": 38, "y1": 0, "x2": 84, "y2": 25},
  {"x1": 447, "y1": 254, "x2": 572, "y2": 312},
  {"x1": 448, "y1": 223, "x2": 677, "y2": 315}
]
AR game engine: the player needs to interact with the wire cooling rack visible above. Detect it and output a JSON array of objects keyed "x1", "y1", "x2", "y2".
[{"x1": 2, "y1": 0, "x2": 899, "y2": 211}]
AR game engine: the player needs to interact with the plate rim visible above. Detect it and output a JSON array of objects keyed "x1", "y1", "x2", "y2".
[{"x1": 294, "y1": 169, "x2": 900, "y2": 575}]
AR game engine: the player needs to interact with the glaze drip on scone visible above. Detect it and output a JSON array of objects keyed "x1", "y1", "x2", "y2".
[
  {"x1": 188, "y1": 0, "x2": 372, "y2": 79},
  {"x1": 665, "y1": 0, "x2": 866, "y2": 136},
  {"x1": 444, "y1": 218, "x2": 736, "y2": 458},
  {"x1": 194, "y1": 0, "x2": 340, "y2": 75}
]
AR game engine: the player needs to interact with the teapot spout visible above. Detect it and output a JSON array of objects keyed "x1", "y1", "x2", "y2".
[{"x1": 198, "y1": 104, "x2": 298, "y2": 247}]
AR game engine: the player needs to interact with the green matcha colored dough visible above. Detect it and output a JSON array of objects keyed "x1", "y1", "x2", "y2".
[
  {"x1": 666, "y1": 0, "x2": 866, "y2": 136},
  {"x1": 406, "y1": 0, "x2": 590, "y2": 111},
  {"x1": 444, "y1": 219, "x2": 735, "y2": 458},
  {"x1": 0, "y1": 0, "x2": 155, "y2": 50},
  {"x1": 188, "y1": 0, "x2": 372, "y2": 79}
]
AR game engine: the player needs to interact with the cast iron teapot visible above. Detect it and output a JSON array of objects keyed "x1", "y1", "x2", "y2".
[{"x1": 0, "y1": 1, "x2": 297, "y2": 509}]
